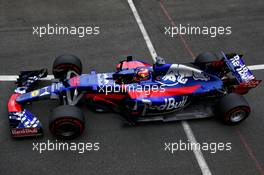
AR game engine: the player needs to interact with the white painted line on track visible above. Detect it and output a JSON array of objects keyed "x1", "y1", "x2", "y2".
[
  {"x1": 127, "y1": 0, "x2": 157, "y2": 59},
  {"x1": 0, "y1": 64, "x2": 263, "y2": 81},
  {"x1": 182, "y1": 121, "x2": 212, "y2": 175},
  {"x1": 0, "y1": 63, "x2": 264, "y2": 81},
  {"x1": 0, "y1": 75, "x2": 18, "y2": 81},
  {"x1": 127, "y1": 0, "x2": 212, "y2": 174},
  {"x1": 248, "y1": 64, "x2": 264, "y2": 70},
  {"x1": 0, "y1": 75, "x2": 54, "y2": 81}
]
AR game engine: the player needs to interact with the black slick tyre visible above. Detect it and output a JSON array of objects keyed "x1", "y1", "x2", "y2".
[
  {"x1": 195, "y1": 52, "x2": 218, "y2": 63},
  {"x1": 52, "y1": 55, "x2": 82, "y2": 79},
  {"x1": 49, "y1": 105, "x2": 85, "y2": 139},
  {"x1": 217, "y1": 93, "x2": 250, "y2": 124}
]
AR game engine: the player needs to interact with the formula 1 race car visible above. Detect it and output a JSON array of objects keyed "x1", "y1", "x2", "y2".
[{"x1": 7, "y1": 52, "x2": 261, "y2": 139}]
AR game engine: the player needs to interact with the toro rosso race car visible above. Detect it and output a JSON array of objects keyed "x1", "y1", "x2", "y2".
[{"x1": 7, "y1": 52, "x2": 261, "y2": 139}]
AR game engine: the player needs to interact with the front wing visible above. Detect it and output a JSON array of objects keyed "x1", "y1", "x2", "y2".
[{"x1": 7, "y1": 69, "x2": 47, "y2": 137}]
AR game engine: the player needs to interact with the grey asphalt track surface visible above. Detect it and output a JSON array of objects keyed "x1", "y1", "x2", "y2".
[{"x1": 0, "y1": 0, "x2": 263, "y2": 175}]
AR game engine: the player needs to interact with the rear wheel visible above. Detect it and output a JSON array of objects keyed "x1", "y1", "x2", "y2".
[
  {"x1": 217, "y1": 93, "x2": 250, "y2": 124},
  {"x1": 195, "y1": 52, "x2": 219, "y2": 63},
  {"x1": 195, "y1": 52, "x2": 227, "y2": 76},
  {"x1": 50, "y1": 105, "x2": 85, "y2": 139},
  {"x1": 52, "y1": 55, "x2": 82, "y2": 79}
]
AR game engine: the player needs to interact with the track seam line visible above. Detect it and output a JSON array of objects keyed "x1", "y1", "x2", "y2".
[
  {"x1": 159, "y1": 0, "x2": 195, "y2": 59},
  {"x1": 127, "y1": 0, "x2": 212, "y2": 175},
  {"x1": 236, "y1": 129, "x2": 264, "y2": 175},
  {"x1": 158, "y1": 0, "x2": 264, "y2": 174}
]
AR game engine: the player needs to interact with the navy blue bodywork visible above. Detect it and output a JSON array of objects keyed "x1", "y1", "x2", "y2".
[{"x1": 7, "y1": 53, "x2": 260, "y2": 137}]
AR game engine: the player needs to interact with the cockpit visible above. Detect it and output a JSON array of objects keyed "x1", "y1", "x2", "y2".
[{"x1": 113, "y1": 67, "x2": 152, "y2": 84}]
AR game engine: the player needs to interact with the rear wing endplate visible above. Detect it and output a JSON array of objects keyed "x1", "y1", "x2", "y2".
[{"x1": 221, "y1": 51, "x2": 255, "y2": 83}]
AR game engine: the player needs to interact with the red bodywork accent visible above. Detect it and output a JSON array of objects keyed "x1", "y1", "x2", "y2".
[
  {"x1": 211, "y1": 60, "x2": 225, "y2": 68},
  {"x1": 86, "y1": 93, "x2": 128, "y2": 106},
  {"x1": 116, "y1": 61, "x2": 151, "y2": 71},
  {"x1": 130, "y1": 111, "x2": 140, "y2": 116},
  {"x1": 86, "y1": 85, "x2": 200, "y2": 105},
  {"x1": 8, "y1": 93, "x2": 22, "y2": 112},
  {"x1": 70, "y1": 76, "x2": 80, "y2": 86},
  {"x1": 128, "y1": 85, "x2": 201, "y2": 99},
  {"x1": 232, "y1": 79, "x2": 261, "y2": 95}
]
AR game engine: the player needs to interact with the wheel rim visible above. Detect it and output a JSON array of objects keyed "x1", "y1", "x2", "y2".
[
  {"x1": 55, "y1": 122, "x2": 79, "y2": 137},
  {"x1": 230, "y1": 109, "x2": 246, "y2": 122}
]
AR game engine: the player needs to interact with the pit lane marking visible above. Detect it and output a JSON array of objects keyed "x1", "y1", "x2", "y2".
[{"x1": 127, "y1": 0, "x2": 212, "y2": 174}]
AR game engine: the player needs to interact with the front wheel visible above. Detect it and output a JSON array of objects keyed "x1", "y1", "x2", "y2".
[
  {"x1": 52, "y1": 55, "x2": 82, "y2": 79},
  {"x1": 49, "y1": 105, "x2": 85, "y2": 139},
  {"x1": 217, "y1": 93, "x2": 250, "y2": 124}
]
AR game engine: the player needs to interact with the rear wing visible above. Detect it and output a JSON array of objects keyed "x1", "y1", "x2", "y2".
[
  {"x1": 221, "y1": 51, "x2": 256, "y2": 83},
  {"x1": 221, "y1": 51, "x2": 261, "y2": 92}
]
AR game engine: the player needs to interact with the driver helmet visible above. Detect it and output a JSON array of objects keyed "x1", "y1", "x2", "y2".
[{"x1": 136, "y1": 67, "x2": 150, "y2": 81}]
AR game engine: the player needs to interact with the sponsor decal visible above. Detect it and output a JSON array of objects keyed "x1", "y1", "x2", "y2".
[
  {"x1": 10, "y1": 110, "x2": 40, "y2": 128},
  {"x1": 97, "y1": 73, "x2": 110, "y2": 86},
  {"x1": 31, "y1": 90, "x2": 39, "y2": 97},
  {"x1": 55, "y1": 83, "x2": 64, "y2": 91},
  {"x1": 15, "y1": 87, "x2": 27, "y2": 94},
  {"x1": 70, "y1": 76, "x2": 80, "y2": 86},
  {"x1": 40, "y1": 87, "x2": 50, "y2": 96},
  {"x1": 146, "y1": 96, "x2": 188, "y2": 111},
  {"x1": 156, "y1": 64, "x2": 209, "y2": 86},
  {"x1": 51, "y1": 82, "x2": 64, "y2": 93},
  {"x1": 11, "y1": 111, "x2": 25, "y2": 119},
  {"x1": 230, "y1": 55, "x2": 255, "y2": 82},
  {"x1": 11, "y1": 128, "x2": 38, "y2": 136}
]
